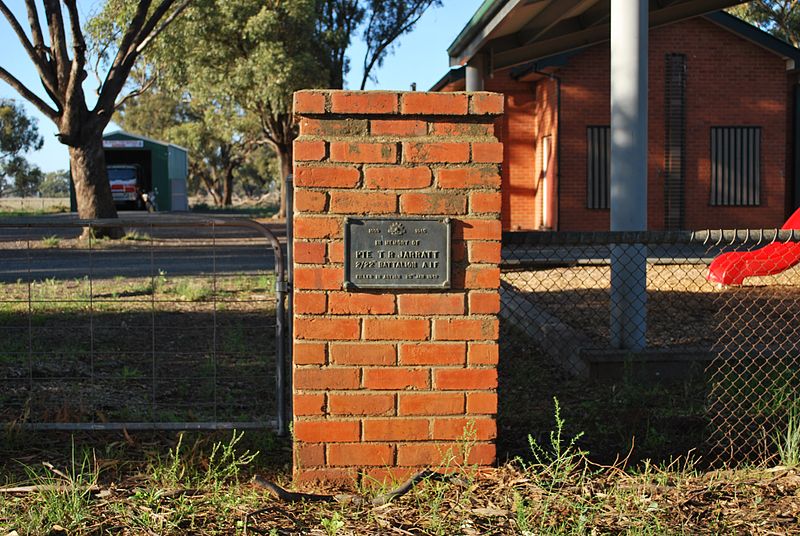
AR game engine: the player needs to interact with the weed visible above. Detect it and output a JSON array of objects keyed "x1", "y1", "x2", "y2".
[
  {"x1": 777, "y1": 400, "x2": 800, "y2": 467},
  {"x1": 320, "y1": 511, "x2": 345, "y2": 535},
  {"x1": 118, "y1": 366, "x2": 142, "y2": 381},
  {"x1": 521, "y1": 397, "x2": 588, "y2": 491},
  {"x1": 151, "y1": 430, "x2": 258, "y2": 490},
  {"x1": 513, "y1": 491, "x2": 531, "y2": 533},
  {"x1": 167, "y1": 279, "x2": 212, "y2": 302},
  {"x1": 123, "y1": 230, "x2": 151, "y2": 241},
  {"x1": 41, "y1": 235, "x2": 60, "y2": 248},
  {"x1": 8, "y1": 444, "x2": 98, "y2": 534}
]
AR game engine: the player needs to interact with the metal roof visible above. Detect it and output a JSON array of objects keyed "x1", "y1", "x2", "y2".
[
  {"x1": 447, "y1": 0, "x2": 754, "y2": 71},
  {"x1": 104, "y1": 130, "x2": 189, "y2": 154}
]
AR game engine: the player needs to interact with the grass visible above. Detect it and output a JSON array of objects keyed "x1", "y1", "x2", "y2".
[
  {"x1": 0, "y1": 271, "x2": 278, "y2": 424},
  {"x1": 190, "y1": 202, "x2": 278, "y2": 219},
  {"x1": 777, "y1": 400, "x2": 800, "y2": 467},
  {"x1": 41, "y1": 235, "x2": 61, "y2": 248},
  {"x1": 1, "y1": 420, "x2": 799, "y2": 534}
]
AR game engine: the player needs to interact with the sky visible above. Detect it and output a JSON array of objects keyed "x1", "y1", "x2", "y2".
[{"x1": 0, "y1": 0, "x2": 484, "y2": 173}]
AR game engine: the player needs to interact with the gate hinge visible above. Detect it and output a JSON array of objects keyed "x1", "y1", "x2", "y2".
[{"x1": 275, "y1": 281, "x2": 290, "y2": 293}]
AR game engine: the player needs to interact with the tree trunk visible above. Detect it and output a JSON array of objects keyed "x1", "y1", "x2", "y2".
[
  {"x1": 69, "y1": 135, "x2": 122, "y2": 238},
  {"x1": 277, "y1": 142, "x2": 292, "y2": 219},
  {"x1": 223, "y1": 166, "x2": 234, "y2": 207}
]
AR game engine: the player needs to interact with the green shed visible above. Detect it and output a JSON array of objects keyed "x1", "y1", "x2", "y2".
[{"x1": 69, "y1": 131, "x2": 189, "y2": 212}]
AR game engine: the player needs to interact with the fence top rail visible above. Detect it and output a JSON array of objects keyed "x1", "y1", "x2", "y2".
[
  {"x1": 0, "y1": 215, "x2": 269, "y2": 229},
  {"x1": 502, "y1": 229, "x2": 800, "y2": 246}
]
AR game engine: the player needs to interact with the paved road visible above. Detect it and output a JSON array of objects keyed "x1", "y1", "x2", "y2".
[{"x1": 0, "y1": 213, "x2": 286, "y2": 282}]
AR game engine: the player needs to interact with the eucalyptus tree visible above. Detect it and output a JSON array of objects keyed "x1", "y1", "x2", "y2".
[
  {"x1": 0, "y1": 98, "x2": 43, "y2": 161},
  {"x1": 111, "y1": 0, "x2": 442, "y2": 217},
  {"x1": 730, "y1": 1, "x2": 800, "y2": 46},
  {"x1": 0, "y1": 0, "x2": 192, "y2": 227}
]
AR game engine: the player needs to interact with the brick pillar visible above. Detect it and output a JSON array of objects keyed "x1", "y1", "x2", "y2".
[{"x1": 291, "y1": 90, "x2": 504, "y2": 483}]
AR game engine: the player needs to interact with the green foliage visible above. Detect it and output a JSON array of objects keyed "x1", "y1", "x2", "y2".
[
  {"x1": 41, "y1": 235, "x2": 61, "y2": 248},
  {"x1": 0, "y1": 101, "x2": 44, "y2": 197},
  {"x1": 0, "y1": 99, "x2": 42, "y2": 161},
  {"x1": 104, "y1": 0, "x2": 322, "y2": 206},
  {"x1": 39, "y1": 170, "x2": 71, "y2": 197},
  {"x1": 3, "y1": 156, "x2": 43, "y2": 197},
  {"x1": 315, "y1": 0, "x2": 442, "y2": 89},
  {"x1": 151, "y1": 430, "x2": 259, "y2": 490},
  {"x1": 777, "y1": 400, "x2": 800, "y2": 467},
  {"x1": 320, "y1": 511, "x2": 346, "y2": 535},
  {"x1": 96, "y1": 0, "x2": 441, "y2": 210},
  {"x1": 520, "y1": 397, "x2": 588, "y2": 492},
  {"x1": 729, "y1": 1, "x2": 800, "y2": 47},
  {"x1": 14, "y1": 447, "x2": 99, "y2": 534}
]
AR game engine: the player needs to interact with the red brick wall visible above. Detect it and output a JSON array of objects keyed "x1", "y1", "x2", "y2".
[
  {"x1": 292, "y1": 90, "x2": 503, "y2": 483},
  {"x1": 441, "y1": 17, "x2": 792, "y2": 231},
  {"x1": 557, "y1": 17, "x2": 789, "y2": 231}
]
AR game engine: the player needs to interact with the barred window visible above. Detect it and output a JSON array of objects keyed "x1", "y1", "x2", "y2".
[
  {"x1": 587, "y1": 126, "x2": 610, "y2": 209},
  {"x1": 710, "y1": 127, "x2": 761, "y2": 206}
]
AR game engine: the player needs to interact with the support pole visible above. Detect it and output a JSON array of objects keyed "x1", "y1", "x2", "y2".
[
  {"x1": 466, "y1": 54, "x2": 486, "y2": 91},
  {"x1": 610, "y1": 0, "x2": 648, "y2": 350}
]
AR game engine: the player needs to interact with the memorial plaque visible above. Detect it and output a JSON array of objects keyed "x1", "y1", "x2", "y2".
[{"x1": 344, "y1": 217, "x2": 451, "y2": 289}]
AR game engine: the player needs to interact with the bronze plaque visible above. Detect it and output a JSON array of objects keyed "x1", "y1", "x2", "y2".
[{"x1": 344, "y1": 217, "x2": 451, "y2": 289}]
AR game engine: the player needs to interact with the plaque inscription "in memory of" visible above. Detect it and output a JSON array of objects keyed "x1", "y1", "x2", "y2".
[{"x1": 344, "y1": 217, "x2": 451, "y2": 289}]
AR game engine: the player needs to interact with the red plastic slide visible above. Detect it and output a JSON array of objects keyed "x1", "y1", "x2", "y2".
[{"x1": 707, "y1": 208, "x2": 800, "y2": 286}]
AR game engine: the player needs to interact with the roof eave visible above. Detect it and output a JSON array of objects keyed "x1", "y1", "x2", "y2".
[
  {"x1": 447, "y1": 0, "x2": 515, "y2": 67},
  {"x1": 703, "y1": 11, "x2": 800, "y2": 66}
]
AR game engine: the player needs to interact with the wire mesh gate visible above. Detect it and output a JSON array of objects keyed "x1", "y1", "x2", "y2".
[
  {"x1": 0, "y1": 216, "x2": 287, "y2": 434},
  {"x1": 501, "y1": 229, "x2": 800, "y2": 466}
]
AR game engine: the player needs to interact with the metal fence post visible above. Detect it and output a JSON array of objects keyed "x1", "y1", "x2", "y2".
[{"x1": 284, "y1": 174, "x2": 294, "y2": 436}]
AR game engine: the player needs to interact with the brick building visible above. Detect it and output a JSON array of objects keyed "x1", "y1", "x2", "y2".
[{"x1": 434, "y1": 6, "x2": 800, "y2": 232}]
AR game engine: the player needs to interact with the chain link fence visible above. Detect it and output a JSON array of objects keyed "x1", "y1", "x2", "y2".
[
  {"x1": 500, "y1": 229, "x2": 800, "y2": 466},
  {"x1": 0, "y1": 216, "x2": 287, "y2": 433}
]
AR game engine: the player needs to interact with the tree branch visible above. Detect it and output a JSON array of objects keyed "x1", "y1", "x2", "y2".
[
  {"x1": 114, "y1": 76, "x2": 157, "y2": 110},
  {"x1": 42, "y1": 0, "x2": 70, "y2": 86},
  {"x1": 62, "y1": 0, "x2": 88, "y2": 113},
  {"x1": 23, "y1": 0, "x2": 46, "y2": 53},
  {"x1": 0, "y1": 66, "x2": 59, "y2": 121},
  {"x1": 96, "y1": 0, "x2": 152, "y2": 114},
  {"x1": 0, "y1": 1, "x2": 60, "y2": 99},
  {"x1": 360, "y1": 2, "x2": 431, "y2": 90},
  {"x1": 136, "y1": 0, "x2": 192, "y2": 54},
  {"x1": 0, "y1": 2, "x2": 44, "y2": 72},
  {"x1": 97, "y1": 0, "x2": 191, "y2": 122}
]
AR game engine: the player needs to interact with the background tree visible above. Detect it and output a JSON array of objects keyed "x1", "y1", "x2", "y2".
[
  {"x1": 114, "y1": 84, "x2": 276, "y2": 206},
  {"x1": 315, "y1": 0, "x2": 443, "y2": 90},
  {"x1": 0, "y1": 98, "x2": 44, "y2": 198},
  {"x1": 730, "y1": 1, "x2": 800, "y2": 46},
  {"x1": 2, "y1": 156, "x2": 43, "y2": 197},
  {"x1": 39, "y1": 170, "x2": 71, "y2": 197},
  {"x1": 115, "y1": 0, "x2": 441, "y2": 217},
  {"x1": 0, "y1": 98, "x2": 43, "y2": 162},
  {"x1": 0, "y1": 0, "x2": 192, "y2": 228},
  {"x1": 111, "y1": 0, "x2": 324, "y2": 216}
]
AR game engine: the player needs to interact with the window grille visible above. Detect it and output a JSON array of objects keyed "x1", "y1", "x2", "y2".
[
  {"x1": 710, "y1": 127, "x2": 761, "y2": 206},
  {"x1": 587, "y1": 126, "x2": 610, "y2": 209}
]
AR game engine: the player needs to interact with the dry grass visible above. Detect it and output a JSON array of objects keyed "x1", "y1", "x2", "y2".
[
  {"x1": 2, "y1": 428, "x2": 800, "y2": 535},
  {"x1": 0, "y1": 198, "x2": 69, "y2": 215}
]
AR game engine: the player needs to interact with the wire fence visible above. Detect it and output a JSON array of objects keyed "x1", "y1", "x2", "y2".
[
  {"x1": 0, "y1": 216, "x2": 287, "y2": 433},
  {"x1": 501, "y1": 229, "x2": 800, "y2": 466}
]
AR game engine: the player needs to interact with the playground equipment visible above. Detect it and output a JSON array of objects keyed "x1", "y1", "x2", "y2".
[{"x1": 707, "y1": 208, "x2": 800, "y2": 286}]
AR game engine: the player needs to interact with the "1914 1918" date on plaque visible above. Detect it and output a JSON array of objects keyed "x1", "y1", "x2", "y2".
[{"x1": 343, "y1": 217, "x2": 451, "y2": 289}]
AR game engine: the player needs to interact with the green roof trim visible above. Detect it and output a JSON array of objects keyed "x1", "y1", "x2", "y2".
[{"x1": 447, "y1": 0, "x2": 506, "y2": 58}]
